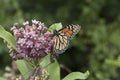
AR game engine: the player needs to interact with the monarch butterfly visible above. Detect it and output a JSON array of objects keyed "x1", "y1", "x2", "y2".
[{"x1": 53, "y1": 24, "x2": 81, "y2": 54}]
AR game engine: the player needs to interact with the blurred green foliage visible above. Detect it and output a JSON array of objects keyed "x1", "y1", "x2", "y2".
[{"x1": 0, "y1": 0, "x2": 120, "y2": 80}]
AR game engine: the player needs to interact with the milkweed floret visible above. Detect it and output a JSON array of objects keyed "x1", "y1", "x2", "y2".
[{"x1": 11, "y1": 20, "x2": 54, "y2": 60}]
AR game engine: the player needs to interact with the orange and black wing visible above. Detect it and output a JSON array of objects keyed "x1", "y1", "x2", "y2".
[{"x1": 53, "y1": 24, "x2": 80, "y2": 54}]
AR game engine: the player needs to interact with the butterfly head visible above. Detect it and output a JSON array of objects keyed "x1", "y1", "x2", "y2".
[{"x1": 53, "y1": 30, "x2": 59, "y2": 36}]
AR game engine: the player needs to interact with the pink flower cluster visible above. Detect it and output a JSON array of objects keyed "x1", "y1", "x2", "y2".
[{"x1": 11, "y1": 20, "x2": 54, "y2": 60}]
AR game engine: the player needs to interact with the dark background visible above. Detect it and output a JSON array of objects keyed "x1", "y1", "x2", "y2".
[{"x1": 0, "y1": 0, "x2": 120, "y2": 80}]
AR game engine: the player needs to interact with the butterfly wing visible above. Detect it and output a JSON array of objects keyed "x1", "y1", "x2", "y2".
[
  {"x1": 60, "y1": 24, "x2": 80, "y2": 39},
  {"x1": 53, "y1": 24, "x2": 80, "y2": 54},
  {"x1": 53, "y1": 31, "x2": 69, "y2": 54}
]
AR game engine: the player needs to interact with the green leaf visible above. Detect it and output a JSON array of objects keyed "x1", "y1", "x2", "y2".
[
  {"x1": 62, "y1": 71, "x2": 90, "y2": 80},
  {"x1": 40, "y1": 54, "x2": 60, "y2": 80},
  {"x1": 48, "y1": 23, "x2": 62, "y2": 32},
  {"x1": 0, "y1": 77, "x2": 7, "y2": 80},
  {"x1": 0, "y1": 25, "x2": 16, "y2": 50},
  {"x1": 47, "y1": 60, "x2": 60, "y2": 80},
  {"x1": 16, "y1": 60, "x2": 33, "y2": 79},
  {"x1": 105, "y1": 59, "x2": 120, "y2": 67}
]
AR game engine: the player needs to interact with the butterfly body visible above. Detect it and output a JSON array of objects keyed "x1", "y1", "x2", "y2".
[{"x1": 53, "y1": 24, "x2": 81, "y2": 54}]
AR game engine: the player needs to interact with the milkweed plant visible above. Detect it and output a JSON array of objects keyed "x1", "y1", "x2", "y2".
[{"x1": 0, "y1": 20, "x2": 89, "y2": 80}]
